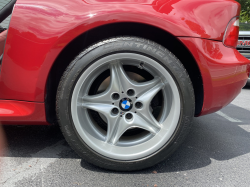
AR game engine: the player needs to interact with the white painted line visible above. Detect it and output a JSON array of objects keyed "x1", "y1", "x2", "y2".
[
  {"x1": 216, "y1": 111, "x2": 242, "y2": 123},
  {"x1": 239, "y1": 125, "x2": 250, "y2": 132},
  {"x1": 0, "y1": 140, "x2": 71, "y2": 187}
]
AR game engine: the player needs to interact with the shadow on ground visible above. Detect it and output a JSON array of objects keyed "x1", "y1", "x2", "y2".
[{"x1": 243, "y1": 81, "x2": 250, "y2": 89}]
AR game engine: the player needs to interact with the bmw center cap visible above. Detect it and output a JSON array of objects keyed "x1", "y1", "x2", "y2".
[
  {"x1": 122, "y1": 100, "x2": 131, "y2": 109},
  {"x1": 119, "y1": 98, "x2": 133, "y2": 111}
]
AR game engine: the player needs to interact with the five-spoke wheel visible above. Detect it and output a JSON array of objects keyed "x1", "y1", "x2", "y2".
[{"x1": 57, "y1": 37, "x2": 195, "y2": 171}]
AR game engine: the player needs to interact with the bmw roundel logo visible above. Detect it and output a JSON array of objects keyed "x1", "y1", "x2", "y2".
[
  {"x1": 119, "y1": 98, "x2": 133, "y2": 111},
  {"x1": 122, "y1": 100, "x2": 131, "y2": 109}
]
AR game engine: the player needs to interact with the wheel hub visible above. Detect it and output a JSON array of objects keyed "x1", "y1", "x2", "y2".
[{"x1": 119, "y1": 98, "x2": 133, "y2": 111}]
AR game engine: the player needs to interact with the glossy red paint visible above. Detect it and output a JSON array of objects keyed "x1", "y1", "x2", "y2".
[
  {"x1": 180, "y1": 37, "x2": 250, "y2": 115},
  {"x1": 0, "y1": 100, "x2": 47, "y2": 125},
  {"x1": 0, "y1": 0, "x2": 248, "y2": 124}
]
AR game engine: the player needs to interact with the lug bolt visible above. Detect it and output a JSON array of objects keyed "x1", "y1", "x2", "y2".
[
  {"x1": 125, "y1": 113, "x2": 133, "y2": 120},
  {"x1": 127, "y1": 89, "x2": 135, "y2": 96},
  {"x1": 112, "y1": 108, "x2": 119, "y2": 115},
  {"x1": 135, "y1": 102, "x2": 143, "y2": 109},
  {"x1": 112, "y1": 93, "x2": 120, "y2": 100}
]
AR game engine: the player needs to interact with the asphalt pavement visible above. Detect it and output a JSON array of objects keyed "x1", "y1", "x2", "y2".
[
  {"x1": 0, "y1": 0, "x2": 11, "y2": 28},
  {"x1": 1, "y1": 84, "x2": 250, "y2": 187}
]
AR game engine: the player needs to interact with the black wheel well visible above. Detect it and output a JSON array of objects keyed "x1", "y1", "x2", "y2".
[{"x1": 45, "y1": 22, "x2": 203, "y2": 124}]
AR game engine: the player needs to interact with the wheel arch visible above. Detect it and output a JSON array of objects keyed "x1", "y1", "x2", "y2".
[{"x1": 45, "y1": 22, "x2": 203, "y2": 124}]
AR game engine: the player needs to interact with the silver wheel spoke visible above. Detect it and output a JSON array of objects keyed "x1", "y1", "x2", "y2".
[
  {"x1": 110, "y1": 61, "x2": 133, "y2": 92},
  {"x1": 106, "y1": 117, "x2": 122, "y2": 145},
  {"x1": 81, "y1": 102, "x2": 114, "y2": 116},
  {"x1": 132, "y1": 114, "x2": 159, "y2": 134},
  {"x1": 133, "y1": 77, "x2": 162, "y2": 97},
  {"x1": 81, "y1": 61, "x2": 125, "y2": 104},
  {"x1": 135, "y1": 82, "x2": 165, "y2": 129},
  {"x1": 82, "y1": 92, "x2": 111, "y2": 105},
  {"x1": 82, "y1": 102, "x2": 122, "y2": 145},
  {"x1": 109, "y1": 62, "x2": 123, "y2": 93},
  {"x1": 112, "y1": 61, "x2": 162, "y2": 97},
  {"x1": 105, "y1": 115, "x2": 121, "y2": 144},
  {"x1": 107, "y1": 113, "x2": 158, "y2": 145}
]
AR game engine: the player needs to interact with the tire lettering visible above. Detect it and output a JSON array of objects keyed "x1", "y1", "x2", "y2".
[
  {"x1": 146, "y1": 46, "x2": 157, "y2": 53},
  {"x1": 148, "y1": 40, "x2": 154, "y2": 45},
  {"x1": 124, "y1": 42, "x2": 133, "y2": 47},
  {"x1": 156, "y1": 51, "x2": 164, "y2": 57},
  {"x1": 136, "y1": 38, "x2": 145, "y2": 42},
  {"x1": 134, "y1": 43, "x2": 144, "y2": 48}
]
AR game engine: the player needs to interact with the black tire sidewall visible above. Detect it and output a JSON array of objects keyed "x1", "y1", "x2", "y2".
[{"x1": 56, "y1": 37, "x2": 195, "y2": 171}]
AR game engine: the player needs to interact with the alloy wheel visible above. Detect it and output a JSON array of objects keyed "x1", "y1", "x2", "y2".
[{"x1": 71, "y1": 53, "x2": 181, "y2": 160}]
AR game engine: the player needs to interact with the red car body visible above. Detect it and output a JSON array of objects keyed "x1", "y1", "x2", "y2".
[{"x1": 0, "y1": 0, "x2": 249, "y2": 125}]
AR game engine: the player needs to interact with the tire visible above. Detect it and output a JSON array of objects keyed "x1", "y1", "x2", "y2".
[{"x1": 56, "y1": 37, "x2": 195, "y2": 171}]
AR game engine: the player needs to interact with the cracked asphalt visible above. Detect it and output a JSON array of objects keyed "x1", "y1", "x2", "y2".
[{"x1": 0, "y1": 84, "x2": 250, "y2": 187}]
